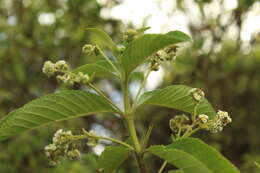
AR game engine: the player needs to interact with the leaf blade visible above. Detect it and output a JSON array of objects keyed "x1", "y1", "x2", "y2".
[
  {"x1": 72, "y1": 60, "x2": 120, "y2": 79},
  {"x1": 148, "y1": 138, "x2": 240, "y2": 173},
  {"x1": 0, "y1": 90, "x2": 119, "y2": 141},
  {"x1": 121, "y1": 31, "x2": 191, "y2": 75},
  {"x1": 98, "y1": 146, "x2": 131, "y2": 173},
  {"x1": 137, "y1": 85, "x2": 216, "y2": 118}
]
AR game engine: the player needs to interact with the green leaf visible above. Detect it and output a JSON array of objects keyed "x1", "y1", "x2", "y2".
[
  {"x1": 86, "y1": 28, "x2": 118, "y2": 56},
  {"x1": 148, "y1": 138, "x2": 240, "y2": 173},
  {"x1": 137, "y1": 85, "x2": 216, "y2": 119},
  {"x1": 0, "y1": 90, "x2": 119, "y2": 141},
  {"x1": 120, "y1": 31, "x2": 191, "y2": 75},
  {"x1": 72, "y1": 60, "x2": 120, "y2": 79},
  {"x1": 98, "y1": 146, "x2": 131, "y2": 173}
]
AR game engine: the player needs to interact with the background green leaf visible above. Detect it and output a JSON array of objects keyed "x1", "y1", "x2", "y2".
[
  {"x1": 137, "y1": 85, "x2": 216, "y2": 118},
  {"x1": 0, "y1": 90, "x2": 118, "y2": 141},
  {"x1": 98, "y1": 146, "x2": 132, "y2": 173},
  {"x1": 120, "y1": 31, "x2": 191, "y2": 75},
  {"x1": 148, "y1": 138, "x2": 240, "y2": 173}
]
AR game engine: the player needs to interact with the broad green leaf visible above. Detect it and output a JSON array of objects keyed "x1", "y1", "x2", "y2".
[
  {"x1": 0, "y1": 90, "x2": 119, "y2": 141},
  {"x1": 86, "y1": 28, "x2": 118, "y2": 55},
  {"x1": 137, "y1": 85, "x2": 216, "y2": 119},
  {"x1": 73, "y1": 60, "x2": 120, "y2": 79},
  {"x1": 148, "y1": 138, "x2": 240, "y2": 173},
  {"x1": 120, "y1": 31, "x2": 191, "y2": 75},
  {"x1": 168, "y1": 170, "x2": 184, "y2": 173},
  {"x1": 98, "y1": 146, "x2": 131, "y2": 173}
]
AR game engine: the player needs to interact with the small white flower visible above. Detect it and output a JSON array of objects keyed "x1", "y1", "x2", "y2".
[
  {"x1": 198, "y1": 114, "x2": 209, "y2": 124},
  {"x1": 217, "y1": 110, "x2": 232, "y2": 126}
]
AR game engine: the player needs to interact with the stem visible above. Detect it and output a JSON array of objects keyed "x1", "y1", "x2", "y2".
[
  {"x1": 97, "y1": 46, "x2": 121, "y2": 76},
  {"x1": 73, "y1": 134, "x2": 134, "y2": 150},
  {"x1": 143, "y1": 122, "x2": 154, "y2": 148},
  {"x1": 158, "y1": 161, "x2": 167, "y2": 173},
  {"x1": 126, "y1": 116, "x2": 142, "y2": 153},
  {"x1": 122, "y1": 73, "x2": 148, "y2": 173},
  {"x1": 182, "y1": 127, "x2": 201, "y2": 138},
  {"x1": 88, "y1": 83, "x2": 123, "y2": 115},
  {"x1": 133, "y1": 69, "x2": 151, "y2": 104}
]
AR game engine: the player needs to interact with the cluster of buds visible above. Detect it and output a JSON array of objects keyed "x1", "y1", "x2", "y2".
[
  {"x1": 149, "y1": 45, "x2": 179, "y2": 71},
  {"x1": 82, "y1": 44, "x2": 100, "y2": 56},
  {"x1": 42, "y1": 60, "x2": 90, "y2": 86},
  {"x1": 189, "y1": 88, "x2": 205, "y2": 102},
  {"x1": 44, "y1": 129, "x2": 80, "y2": 166},
  {"x1": 83, "y1": 129, "x2": 99, "y2": 147},
  {"x1": 169, "y1": 114, "x2": 190, "y2": 133},
  {"x1": 42, "y1": 60, "x2": 69, "y2": 77},
  {"x1": 123, "y1": 29, "x2": 138, "y2": 43}
]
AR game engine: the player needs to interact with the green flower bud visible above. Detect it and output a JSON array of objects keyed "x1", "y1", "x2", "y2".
[
  {"x1": 82, "y1": 44, "x2": 95, "y2": 55},
  {"x1": 55, "y1": 60, "x2": 69, "y2": 72},
  {"x1": 67, "y1": 149, "x2": 81, "y2": 160},
  {"x1": 116, "y1": 45, "x2": 126, "y2": 53}
]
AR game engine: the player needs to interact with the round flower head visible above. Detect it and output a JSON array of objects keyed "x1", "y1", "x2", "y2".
[
  {"x1": 67, "y1": 149, "x2": 81, "y2": 160},
  {"x1": 217, "y1": 110, "x2": 232, "y2": 126},
  {"x1": 189, "y1": 88, "x2": 205, "y2": 102},
  {"x1": 42, "y1": 61, "x2": 56, "y2": 77},
  {"x1": 55, "y1": 60, "x2": 69, "y2": 72}
]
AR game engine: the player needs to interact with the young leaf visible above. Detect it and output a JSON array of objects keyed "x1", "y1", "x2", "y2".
[
  {"x1": 98, "y1": 146, "x2": 132, "y2": 173},
  {"x1": 0, "y1": 90, "x2": 119, "y2": 141},
  {"x1": 86, "y1": 28, "x2": 118, "y2": 56},
  {"x1": 72, "y1": 60, "x2": 120, "y2": 79},
  {"x1": 148, "y1": 138, "x2": 240, "y2": 173},
  {"x1": 120, "y1": 31, "x2": 191, "y2": 75},
  {"x1": 137, "y1": 85, "x2": 216, "y2": 118}
]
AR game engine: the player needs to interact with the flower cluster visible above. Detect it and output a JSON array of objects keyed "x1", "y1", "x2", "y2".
[
  {"x1": 44, "y1": 129, "x2": 80, "y2": 166},
  {"x1": 42, "y1": 60, "x2": 90, "y2": 86},
  {"x1": 149, "y1": 45, "x2": 179, "y2": 71},
  {"x1": 42, "y1": 60, "x2": 69, "y2": 77},
  {"x1": 189, "y1": 88, "x2": 205, "y2": 102},
  {"x1": 123, "y1": 29, "x2": 138, "y2": 43},
  {"x1": 207, "y1": 110, "x2": 232, "y2": 133},
  {"x1": 169, "y1": 114, "x2": 190, "y2": 133},
  {"x1": 82, "y1": 44, "x2": 100, "y2": 56}
]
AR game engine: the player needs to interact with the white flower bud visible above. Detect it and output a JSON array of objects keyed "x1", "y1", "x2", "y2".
[
  {"x1": 189, "y1": 88, "x2": 205, "y2": 102},
  {"x1": 198, "y1": 114, "x2": 209, "y2": 124},
  {"x1": 217, "y1": 110, "x2": 232, "y2": 126},
  {"x1": 55, "y1": 60, "x2": 69, "y2": 72}
]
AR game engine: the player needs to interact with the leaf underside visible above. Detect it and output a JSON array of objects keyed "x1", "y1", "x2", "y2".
[
  {"x1": 121, "y1": 31, "x2": 191, "y2": 75},
  {"x1": 0, "y1": 90, "x2": 118, "y2": 141},
  {"x1": 137, "y1": 85, "x2": 216, "y2": 119},
  {"x1": 98, "y1": 146, "x2": 131, "y2": 173},
  {"x1": 148, "y1": 138, "x2": 240, "y2": 173}
]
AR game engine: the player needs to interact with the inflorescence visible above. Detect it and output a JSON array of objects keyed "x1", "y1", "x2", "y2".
[
  {"x1": 42, "y1": 60, "x2": 90, "y2": 86},
  {"x1": 169, "y1": 88, "x2": 232, "y2": 138},
  {"x1": 44, "y1": 129, "x2": 100, "y2": 166},
  {"x1": 150, "y1": 45, "x2": 179, "y2": 71}
]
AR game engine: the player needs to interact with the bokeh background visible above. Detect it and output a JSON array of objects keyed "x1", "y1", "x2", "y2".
[{"x1": 0, "y1": 0, "x2": 259, "y2": 172}]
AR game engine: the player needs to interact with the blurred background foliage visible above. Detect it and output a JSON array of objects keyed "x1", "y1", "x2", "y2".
[{"x1": 0, "y1": 0, "x2": 259, "y2": 172}]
